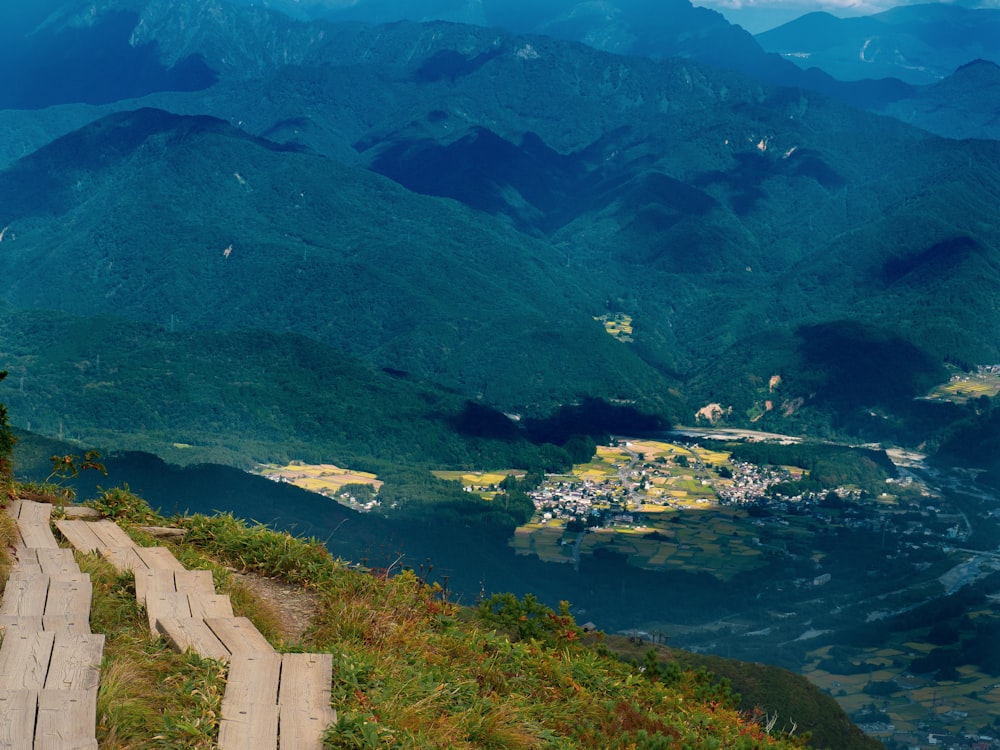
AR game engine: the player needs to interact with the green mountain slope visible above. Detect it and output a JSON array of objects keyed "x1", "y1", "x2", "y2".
[
  {"x1": 0, "y1": 310, "x2": 556, "y2": 469},
  {"x1": 0, "y1": 108, "x2": 673, "y2": 416},
  {"x1": 876, "y1": 59, "x2": 1000, "y2": 141},
  {"x1": 4, "y1": 7, "x2": 1000, "y2": 446}
]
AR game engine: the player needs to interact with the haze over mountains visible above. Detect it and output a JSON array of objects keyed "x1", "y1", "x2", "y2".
[
  {"x1": 1, "y1": 0, "x2": 999, "y2": 466},
  {"x1": 756, "y1": 3, "x2": 1000, "y2": 85}
]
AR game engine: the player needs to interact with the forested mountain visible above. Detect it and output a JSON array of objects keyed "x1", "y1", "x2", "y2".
[
  {"x1": 294, "y1": 0, "x2": 916, "y2": 107},
  {"x1": 756, "y1": 3, "x2": 1000, "y2": 85},
  {"x1": 3, "y1": 0, "x2": 1000, "y2": 460},
  {"x1": 0, "y1": 106, "x2": 673, "y2": 416},
  {"x1": 876, "y1": 59, "x2": 1000, "y2": 141}
]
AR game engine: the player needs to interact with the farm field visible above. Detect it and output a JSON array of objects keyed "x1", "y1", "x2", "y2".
[
  {"x1": 594, "y1": 312, "x2": 633, "y2": 342},
  {"x1": 802, "y1": 588, "x2": 1000, "y2": 738},
  {"x1": 431, "y1": 469, "x2": 526, "y2": 500},
  {"x1": 924, "y1": 368, "x2": 1000, "y2": 403},
  {"x1": 254, "y1": 461, "x2": 382, "y2": 504}
]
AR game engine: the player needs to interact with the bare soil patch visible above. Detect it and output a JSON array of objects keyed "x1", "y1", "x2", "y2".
[{"x1": 231, "y1": 571, "x2": 320, "y2": 643}]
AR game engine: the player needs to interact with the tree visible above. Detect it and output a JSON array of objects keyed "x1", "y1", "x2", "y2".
[{"x1": 0, "y1": 372, "x2": 16, "y2": 481}]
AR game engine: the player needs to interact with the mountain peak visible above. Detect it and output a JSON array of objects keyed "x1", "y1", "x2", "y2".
[
  {"x1": 933, "y1": 57, "x2": 1000, "y2": 92},
  {"x1": 955, "y1": 58, "x2": 1000, "y2": 74}
]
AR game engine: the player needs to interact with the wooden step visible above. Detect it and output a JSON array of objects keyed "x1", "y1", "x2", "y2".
[
  {"x1": 54, "y1": 520, "x2": 104, "y2": 555},
  {"x1": 0, "y1": 617, "x2": 44, "y2": 634},
  {"x1": 36, "y1": 688, "x2": 98, "y2": 750},
  {"x1": 144, "y1": 591, "x2": 192, "y2": 632},
  {"x1": 279, "y1": 653, "x2": 336, "y2": 750},
  {"x1": 43, "y1": 634, "x2": 104, "y2": 690},
  {"x1": 61, "y1": 506, "x2": 102, "y2": 520},
  {"x1": 0, "y1": 630, "x2": 55, "y2": 691},
  {"x1": 16, "y1": 502, "x2": 58, "y2": 550},
  {"x1": 89, "y1": 519, "x2": 137, "y2": 549},
  {"x1": 44, "y1": 577, "x2": 92, "y2": 623},
  {"x1": 219, "y1": 653, "x2": 281, "y2": 750},
  {"x1": 0, "y1": 575, "x2": 49, "y2": 618},
  {"x1": 188, "y1": 594, "x2": 234, "y2": 620},
  {"x1": 103, "y1": 546, "x2": 149, "y2": 573},
  {"x1": 33, "y1": 548, "x2": 82, "y2": 578},
  {"x1": 205, "y1": 618, "x2": 275, "y2": 656},
  {"x1": 155, "y1": 617, "x2": 231, "y2": 661},
  {"x1": 218, "y1": 702, "x2": 279, "y2": 750},
  {"x1": 134, "y1": 546, "x2": 185, "y2": 572},
  {"x1": 0, "y1": 689, "x2": 36, "y2": 750}
]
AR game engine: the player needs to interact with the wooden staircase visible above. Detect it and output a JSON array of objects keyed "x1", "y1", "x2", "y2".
[
  {"x1": 0, "y1": 500, "x2": 103, "y2": 750},
  {"x1": 0, "y1": 501, "x2": 335, "y2": 749}
]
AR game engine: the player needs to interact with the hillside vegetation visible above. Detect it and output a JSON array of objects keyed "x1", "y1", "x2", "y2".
[
  {"x1": 0, "y1": 412, "x2": 828, "y2": 749},
  {"x1": 3, "y1": 6, "x2": 1000, "y2": 457}
]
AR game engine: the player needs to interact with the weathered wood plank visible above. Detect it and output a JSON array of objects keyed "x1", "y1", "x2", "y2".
[
  {"x1": 0, "y1": 574, "x2": 49, "y2": 617},
  {"x1": 40, "y1": 615, "x2": 92, "y2": 636},
  {"x1": 135, "y1": 569, "x2": 178, "y2": 603},
  {"x1": 7, "y1": 499, "x2": 23, "y2": 519},
  {"x1": 188, "y1": 594, "x2": 234, "y2": 620},
  {"x1": 0, "y1": 630, "x2": 55, "y2": 690},
  {"x1": 0, "y1": 689, "x2": 36, "y2": 750},
  {"x1": 103, "y1": 546, "x2": 149, "y2": 574},
  {"x1": 174, "y1": 569, "x2": 216, "y2": 597},
  {"x1": 17, "y1": 501, "x2": 52, "y2": 525},
  {"x1": 220, "y1": 653, "x2": 282, "y2": 750},
  {"x1": 279, "y1": 653, "x2": 336, "y2": 750},
  {"x1": 36, "y1": 689, "x2": 98, "y2": 750},
  {"x1": 89, "y1": 519, "x2": 136, "y2": 549},
  {"x1": 0, "y1": 617, "x2": 44, "y2": 634},
  {"x1": 17, "y1": 502, "x2": 58, "y2": 550},
  {"x1": 11, "y1": 548, "x2": 38, "y2": 572},
  {"x1": 134, "y1": 546, "x2": 185, "y2": 572},
  {"x1": 144, "y1": 591, "x2": 191, "y2": 633},
  {"x1": 155, "y1": 617, "x2": 231, "y2": 661},
  {"x1": 218, "y1": 702, "x2": 279, "y2": 750},
  {"x1": 9, "y1": 549, "x2": 42, "y2": 576},
  {"x1": 44, "y1": 577, "x2": 92, "y2": 620},
  {"x1": 54, "y1": 520, "x2": 104, "y2": 555},
  {"x1": 61, "y1": 506, "x2": 101, "y2": 519},
  {"x1": 33, "y1": 548, "x2": 81, "y2": 578},
  {"x1": 139, "y1": 525, "x2": 187, "y2": 540},
  {"x1": 205, "y1": 618, "x2": 275, "y2": 656},
  {"x1": 43, "y1": 633, "x2": 103, "y2": 691},
  {"x1": 17, "y1": 524, "x2": 58, "y2": 551},
  {"x1": 223, "y1": 652, "x2": 281, "y2": 709}
]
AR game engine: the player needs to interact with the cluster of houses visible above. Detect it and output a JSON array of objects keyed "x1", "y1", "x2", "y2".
[
  {"x1": 530, "y1": 479, "x2": 638, "y2": 527},
  {"x1": 716, "y1": 459, "x2": 798, "y2": 505},
  {"x1": 527, "y1": 444, "x2": 788, "y2": 527},
  {"x1": 884, "y1": 728, "x2": 1000, "y2": 750}
]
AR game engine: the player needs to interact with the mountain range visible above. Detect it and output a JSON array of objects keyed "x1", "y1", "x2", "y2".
[
  {"x1": 1, "y1": 0, "x2": 1000, "y2": 466},
  {"x1": 756, "y1": 3, "x2": 1000, "y2": 85}
]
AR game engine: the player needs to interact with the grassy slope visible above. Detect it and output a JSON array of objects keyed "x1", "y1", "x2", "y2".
[
  {"x1": 605, "y1": 637, "x2": 883, "y2": 750},
  {"x1": 0, "y1": 474, "x2": 824, "y2": 749}
]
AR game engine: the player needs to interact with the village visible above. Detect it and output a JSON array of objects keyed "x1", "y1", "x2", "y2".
[
  {"x1": 510, "y1": 436, "x2": 1000, "y2": 750},
  {"x1": 252, "y1": 438, "x2": 1000, "y2": 749},
  {"x1": 525, "y1": 437, "x2": 872, "y2": 532}
]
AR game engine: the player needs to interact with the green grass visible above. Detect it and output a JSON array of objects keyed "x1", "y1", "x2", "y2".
[
  {"x1": 81, "y1": 490, "x2": 807, "y2": 749},
  {"x1": 80, "y1": 552, "x2": 226, "y2": 749}
]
